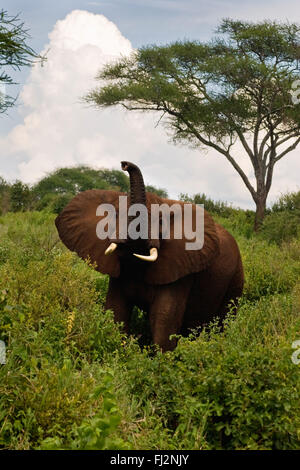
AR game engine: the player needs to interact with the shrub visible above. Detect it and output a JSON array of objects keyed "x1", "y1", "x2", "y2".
[
  {"x1": 10, "y1": 181, "x2": 33, "y2": 212},
  {"x1": 39, "y1": 371, "x2": 132, "y2": 450},
  {"x1": 239, "y1": 237, "x2": 300, "y2": 301},
  {"x1": 0, "y1": 209, "x2": 299, "y2": 450},
  {"x1": 271, "y1": 191, "x2": 300, "y2": 213},
  {"x1": 113, "y1": 292, "x2": 300, "y2": 450},
  {"x1": 34, "y1": 192, "x2": 74, "y2": 214},
  {"x1": 261, "y1": 211, "x2": 300, "y2": 244},
  {"x1": 0, "y1": 212, "x2": 128, "y2": 449},
  {"x1": 179, "y1": 192, "x2": 235, "y2": 217},
  {"x1": 260, "y1": 191, "x2": 300, "y2": 245}
]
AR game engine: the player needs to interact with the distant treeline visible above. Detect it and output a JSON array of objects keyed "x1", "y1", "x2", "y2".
[
  {"x1": 0, "y1": 166, "x2": 168, "y2": 215},
  {"x1": 1, "y1": 166, "x2": 299, "y2": 245}
]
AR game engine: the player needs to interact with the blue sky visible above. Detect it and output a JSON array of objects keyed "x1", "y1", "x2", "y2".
[
  {"x1": 5, "y1": 0, "x2": 298, "y2": 50},
  {"x1": 1, "y1": 0, "x2": 300, "y2": 207},
  {"x1": 1, "y1": 0, "x2": 233, "y2": 50}
]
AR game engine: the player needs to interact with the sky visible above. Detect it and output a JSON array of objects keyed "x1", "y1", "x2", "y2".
[{"x1": 0, "y1": 0, "x2": 300, "y2": 209}]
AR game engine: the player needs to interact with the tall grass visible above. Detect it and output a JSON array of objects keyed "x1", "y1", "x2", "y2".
[{"x1": 0, "y1": 210, "x2": 299, "y2": 449}]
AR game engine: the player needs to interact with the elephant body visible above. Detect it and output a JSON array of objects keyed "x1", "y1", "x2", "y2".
[
  {"x1": 105, "y1": 222, "x2": 243, "y2": 351},
  {"x1": 55, "y1": 162, "x2": 244, "y2": 351}
]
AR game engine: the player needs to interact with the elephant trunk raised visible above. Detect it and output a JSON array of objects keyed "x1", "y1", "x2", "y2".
[
  {"x1": 121, "y1": 161, "x2": 158, "y2": 260},
  {"x1": 105, "y1": 161, "x2": 157, "y2": 260},
  {"x1": 121, "y1": 161, "x2": 147, "y2": 207}
]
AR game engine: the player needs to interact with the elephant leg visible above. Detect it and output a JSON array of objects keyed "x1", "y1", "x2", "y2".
[
  {"x1": 105, "y1": 277, "x2": 132, "y2": 333},
  {"x1": 218, "y1": 255, "x2": 244, "y2": 326},
  {"x1": 149, "y1": 279, "x2": 191, "y2": 352}
]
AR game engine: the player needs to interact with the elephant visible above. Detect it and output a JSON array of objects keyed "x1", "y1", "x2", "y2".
[{"x1": 55, "y1": 161, "x2": 244, "y2": 351}]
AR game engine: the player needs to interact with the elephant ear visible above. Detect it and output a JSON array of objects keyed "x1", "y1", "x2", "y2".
[
  {"x1": 145, "y1": 196, "x2": 220, "y2": 285},
  {"x1": 55, "y1": 189, "x2": 123, "y2": 278}
]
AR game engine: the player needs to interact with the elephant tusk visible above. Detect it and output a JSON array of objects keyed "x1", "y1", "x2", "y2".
[
  {"x1": 133, "y1": 247, "x2": 158, "y2": 262},
  {"x1": 105, "y1": 242, "x2": 118, "y2": 256}
]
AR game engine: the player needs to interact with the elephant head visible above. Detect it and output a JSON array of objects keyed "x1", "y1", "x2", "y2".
[{"x1": 55, "y1": 162, "x2": 220, "y2": 284}]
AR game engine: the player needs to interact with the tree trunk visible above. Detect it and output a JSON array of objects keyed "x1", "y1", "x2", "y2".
[{"x1": 254, "y1": 195, "x2": 267, "y2": 232}]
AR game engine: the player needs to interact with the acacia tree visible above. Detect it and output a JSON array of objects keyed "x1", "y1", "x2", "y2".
[
  {"x1": 0, "y1": 9, "x2": 43, "y2": 113},
  {"x1": 86, "y1": 19, "x2": 300, "y2": 229}
]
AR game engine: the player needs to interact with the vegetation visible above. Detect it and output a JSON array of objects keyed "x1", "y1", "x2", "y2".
[
  {"x1": 0, "y1": 9, "x2": 43, "y2": 113},
  {"x1": 86, "y1": 19, "x2": 300, "y2": 230},
  {"x1": 260, "y1": 191, "x2": 300, "y2": 244},
  {"x1": 0, "y1": 189, "x2": 299, "y2": 450},
  {"x1": 180, "y1": 192, "x2": 241, "y2": 219}
]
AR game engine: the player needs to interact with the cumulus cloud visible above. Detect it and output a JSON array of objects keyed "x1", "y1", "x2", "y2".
[
  {"x1": 0, "y1": 9, "x2": 299, "y2": 208},
  {"x1": 1, "y1": 10, "x2": 133, "y2": 179}
]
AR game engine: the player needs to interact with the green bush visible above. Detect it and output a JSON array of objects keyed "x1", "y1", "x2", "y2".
[
  {"x1": 261, "y1": 211, "x2": 300, "y2": 244},
  {"x1": 113, "y1": 292, "x2": 300, "y2": 450},
  {"x1": 34, "y1": 192, "x2": 74, "y2": 214},
  {"x1": 179, "y1": 192, "x2": 236, "y2": 217},
  {"x1": 0, "y1": 212, "x2": 129, "y2": 449},
  {"x1": 214, "y1": 210, "x2": 255, "y2": 239},
  {"x1": 271, "y1": 191, "x2": 300, "y2": 213},
  {"x1": 260, "y1": 191, "x2": 300, "y2": 245},
  {"x1": 0, "y1": 209, "x2": 299, "y2": 450},
  {"x1": 39, "y1": 371, "x2": 132, "y2": 450},
  {"x1": 239, "y1": 238, "x2": 300, "y2": 301}
]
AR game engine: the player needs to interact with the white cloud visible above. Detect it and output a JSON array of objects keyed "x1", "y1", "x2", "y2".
[{"x1": 0, "y1": 8, "x2": 299, "y2": 209}]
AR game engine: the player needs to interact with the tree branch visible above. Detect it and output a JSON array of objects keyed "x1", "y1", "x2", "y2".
[{"x1": 274, "y1": 136, "x2": 300, "y2": 163}]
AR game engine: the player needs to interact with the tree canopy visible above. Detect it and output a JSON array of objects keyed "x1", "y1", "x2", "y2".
[
  {"x1": 0, "y1": 9, "x2": 43, "y2": 113},
  {"x1": 33, "y1": 166, "x2": 115, "y2": 197},
  {"x1": 33, "y1": 166, "x2": 167, "y2": 198},
  {"x1": 86, "y1": 18, "x2": 300, "y2": 229}
]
